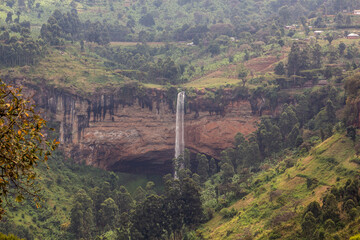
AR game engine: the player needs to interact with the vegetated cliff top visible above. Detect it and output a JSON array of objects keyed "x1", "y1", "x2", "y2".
[{"x1": 200, "y1": 133, "x2": 360, "y2": 239}]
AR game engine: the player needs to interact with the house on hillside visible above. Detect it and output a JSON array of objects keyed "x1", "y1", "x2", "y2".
[
  {"x1": 318, "y1": 80, "x2": 328, "y2": 86},
  {"x1": 347, "y1": 33, "x2": 360, "y2": 39},
  {"x1": 354, "y1": 10, "x2": 360, "y2": 15}
]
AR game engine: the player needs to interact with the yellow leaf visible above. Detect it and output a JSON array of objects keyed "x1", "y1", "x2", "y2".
[
  {"x1": 15, "y1": 195, "x2": 24, "y2": 202},
  {"x1": 18, "y1": 130, "x2": 21, "y2": 135}
]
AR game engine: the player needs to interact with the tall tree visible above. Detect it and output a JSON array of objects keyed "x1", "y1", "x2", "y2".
[
  {"x1": 197, "y1": 154, "x2": 209, "y2": 182},
  {"x1": 69, "y1": 190, "x2": 95, "y2": 239},
  {"x1": 131, "y1": 195, "x2": 166, "y2": 239},
  {"x1": 287, "y1": 42, "x2": 301, "y2": 76},
  {"x1": 5, "y1": 12, "x2": 13, "y2": 23},
  {"x1": 99, "y1": 198, "x2": 120, "y2": 230},
  {"x1": 312, "y1": 44, "x2": 322, "y2": 68}
]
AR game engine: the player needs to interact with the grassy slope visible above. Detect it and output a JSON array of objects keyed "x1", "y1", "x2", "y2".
[
  {"x1": 200, "y1": 133, "x2": 359, "y2": 239},
  {"x1": 4, "y1": 151, "x2": 163, "y2": 239}
]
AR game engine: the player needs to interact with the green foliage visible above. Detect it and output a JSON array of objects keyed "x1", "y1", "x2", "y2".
[
  {"x1": 0, "y1": 233, "x2": 23, "y2": 240},
  {"x1": 0, "y1": 80, "x2": 58, "y2": 217},
  {"x1": 139, "y1": 13, "x2": 155, "y2": 27},
  {"x1": 350, "y1": 234, "x2": 360, "y2": 240},
  {"x1": 69, "y1": 190, "x2": 95, "y2": 239},
  {"x1": 274, "y1": 62, "x2": 285, "y2": 75},
  {"x1": 220, "y1": 207, "x2": 237, "y2": 219},
  {"x1": 196, "y1": 154, "x2": 209, "y2": 183}
]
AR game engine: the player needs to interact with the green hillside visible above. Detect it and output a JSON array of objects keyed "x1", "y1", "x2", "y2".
[
  {"x1": 3, "y1": 0, "x2": 360, "y2": 239},
  {"x1": 200, "y1": 133, "x2": 360, "y2": 239},
  {"x1": 0, "y1": 150, "x2": 163, "y2": 239}
]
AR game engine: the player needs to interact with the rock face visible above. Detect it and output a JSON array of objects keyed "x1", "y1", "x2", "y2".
[{"x1": 32, "y1": 86, "x2": 258, "y2": 174}]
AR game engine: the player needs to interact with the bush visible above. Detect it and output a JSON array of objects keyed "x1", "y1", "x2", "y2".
[
  {"x1": 324, "y1": 219, "x2": 335, "y2": 232},
  {"x1": 349, "y1": 207, "x2": 358, "y2": 220},
  {"x1": 220, "y1": 208, "x2": 237, "y2": 219},
  {"x1": 350, "y1": 234, "x2": 360, "y2": 240},
  {"x1": 269, "y1": 232, "x2": 282, "y2": 239},
  {"x1": 0, "y1": 233, "x2": 23, "y2": 240}
]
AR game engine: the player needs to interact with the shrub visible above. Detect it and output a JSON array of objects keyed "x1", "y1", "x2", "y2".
[
  {"x1": 350, "y1": 234, "x2": 360, "y2": 240},
  {"x1": 349, "y1": 207, "x2": 358, "y2": 220},
  {"x1": 324, "y1": 219, "x2": 335, "y2": 232},
  {"x1": 220, "y1": 208, "x2": 237, "y2": 219}
]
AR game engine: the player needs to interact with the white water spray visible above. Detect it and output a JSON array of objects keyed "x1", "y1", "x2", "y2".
[{"x1": 174, "y1": 91, "x2": 185, "y2": 179}]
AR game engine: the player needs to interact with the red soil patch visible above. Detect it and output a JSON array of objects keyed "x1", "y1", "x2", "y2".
[
  {"x1": 190, "y1": 54, "x2": 286, "y2": 83},
  {"x1": 244, "y1": 55, "x2": 284, "y2": 74}
]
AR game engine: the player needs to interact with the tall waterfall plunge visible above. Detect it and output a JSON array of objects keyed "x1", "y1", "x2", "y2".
[{"x1": 174, "y1": 91, "x2": 185, "y2": 179}]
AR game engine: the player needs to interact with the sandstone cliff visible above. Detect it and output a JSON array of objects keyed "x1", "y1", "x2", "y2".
[{"x1": 31, "y1": 84, "x2": 258, "y2": 174}]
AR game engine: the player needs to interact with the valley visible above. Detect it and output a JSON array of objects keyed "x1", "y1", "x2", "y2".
[{"x1": 1, "y1": 0, "x2": 360, "y2": 239}]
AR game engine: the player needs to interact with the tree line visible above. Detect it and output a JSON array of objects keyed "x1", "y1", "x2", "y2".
[{"x1": 68, "y1": 175, "x2": 203, "y2": 239}]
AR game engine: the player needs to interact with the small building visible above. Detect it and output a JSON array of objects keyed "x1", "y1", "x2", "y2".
[
  {"x1": 285, "y1": 25, "x2": 296, "y2": 30},
  {"x1": 318, "y1": 80, "x2": 328, "y2": 86},
  {"x1": 314, "y1": 30, "x2": 323, "y2": 35},
  {"x1": 354, "y1": 10, "x2": 360, "y2": 15},
  {"x1": 347, "y1": 33, "x2": 359, "y2": 39}
]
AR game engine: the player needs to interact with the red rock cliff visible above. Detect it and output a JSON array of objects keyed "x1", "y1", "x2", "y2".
[{"x1": 32, "y1": 86, "x2": 258, "y2": 174}]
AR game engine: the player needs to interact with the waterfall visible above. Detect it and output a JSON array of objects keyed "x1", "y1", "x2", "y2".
[{"x1": 174, "y1": 91, "x2": 185, "y2": 179}]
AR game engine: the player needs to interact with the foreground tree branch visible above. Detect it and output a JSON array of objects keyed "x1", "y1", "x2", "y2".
[{"x1": 0, "y1": 79, "x2": 58, "y2": 217}]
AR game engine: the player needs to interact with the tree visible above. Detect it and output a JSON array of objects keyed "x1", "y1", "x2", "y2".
[
  {"x1": 209, "y1": 158, "x2": 217, "y2": 176},
  {"x1": 221, "y1": 163, "x2": 235, "y2": 183},
  {"x1": 322, "y1": 194, "x2": 340, "y2": 222},
  {"x1": 346, "y1": 126, "x2": 356, "y2": 142},
  {"x1": 131, "y1": 194, "x2": 166, "y2": 239},
  {"x1": 312, "y1": 44, "x2": 322, "y2": 68},
  {"x1": 70, "y1": 189, "x2": 95, "y2": 239},
  {"x1": 325, "y1": 33, "x2": 334, "y2": 45},
  {"x1": 208, "y1": 43, "x2": 220, "y2": 56},
  {"x1": 335, "y1": 13, "x2": 344, "y2": 25},
  {"x1": 5, "y1": 12, "x2": 13, "y2": 23},
  {"x1": 196, "y1": 154, "x2": 209, "y2": 182},
  {"x1": 279, "y1": 104, "x2": 298, "y2": 138},
  {"x1": 114, "y1": 185, "x2": 134, "y2": 214},
  {"x1": 133, "y1": 186, "x2": 146, "y2": 203},
  {"x1": 139, "y1": 13, "x2": 155, "y2": 27},
  {"x1": 80, "y1": 40, "x2": 84, "y2": 52},
  {"x1": 180, "y1": 178, "x2": 203, "y2": 227},
  {"x1": 302, "y1": 211, "x2": 317, "y2": 238},
  {"x1": 0, "y1": 80, "x2": 57, "y2": 217},
  {"x1": 14, "y1": 11, "x2": 20, "y2": 23},
  {"x1": 274, "y1": 62, "x2": 285, "y2": 75},
  {"x1": 287, "y1": 42, "x2": 301, "y2": 76},
  {"x1": 183, "y1": 148, "x2": 191, "y2": 170},
  {"x1": 346, "y1": 15, "x2": 352, "y2": 26},
  {"x1": 257, "y1": 117, "x2": 282, "y2": 156},
  {"x1": 278, "y1": 5, "x2": 291, "y2": 24},
  {"x1": 338, "y1": 42, "x2": 346, "y2": 56},
  {"x1": 237, "y1": 65, "x2": 249, "y2": 87},
  {"x1": 99, "y1": 198, "x2": 119, "y2": 230}
]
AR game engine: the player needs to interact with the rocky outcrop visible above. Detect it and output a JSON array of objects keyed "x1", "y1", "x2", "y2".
[{"x1": 30, "y1": 85, "x2": 258, "y2": 174}]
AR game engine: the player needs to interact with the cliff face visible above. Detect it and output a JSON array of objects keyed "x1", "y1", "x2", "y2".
[{"x1": 32, "y1": 86, "x2": 258, "y2": 174}]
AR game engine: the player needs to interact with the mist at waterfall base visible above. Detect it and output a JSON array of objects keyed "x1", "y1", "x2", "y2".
[{"x1": 174, "y1": 91, "x2": 185, "y2": 179}]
